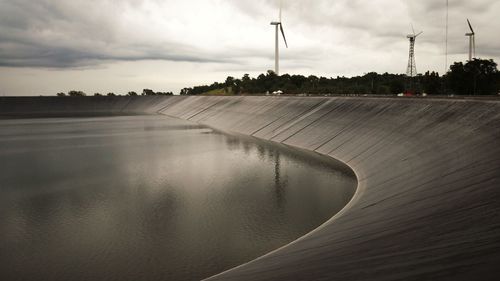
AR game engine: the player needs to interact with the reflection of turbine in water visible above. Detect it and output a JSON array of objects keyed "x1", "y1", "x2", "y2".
[{"x1": 274, "y1": 151, "x2": 287, "y2": 208}]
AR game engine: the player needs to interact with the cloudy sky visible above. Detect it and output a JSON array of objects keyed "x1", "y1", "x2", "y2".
[{"x1": 0, "y1": 0, "x2": 499, "y2": 96}]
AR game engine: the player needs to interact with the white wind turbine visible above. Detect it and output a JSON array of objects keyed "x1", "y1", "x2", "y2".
[
  {"x1": 465, "y1": 19, "x2": 476, "y2": 61},
  {"x1": 270, "y1": 0, "x2": 288, "y2": 76}
]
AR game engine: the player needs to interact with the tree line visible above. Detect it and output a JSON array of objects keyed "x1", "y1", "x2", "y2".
[
  {"x1": 56, "y1": 89, "x2": 174, "y2": 97},
  {"x1": 181, "y1": 59, "x2": 500, "y2": 96}
]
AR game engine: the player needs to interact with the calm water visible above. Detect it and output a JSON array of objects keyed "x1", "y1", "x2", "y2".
[{"x1": 0, "y1": 115, "x2": 356, "y2": 281}]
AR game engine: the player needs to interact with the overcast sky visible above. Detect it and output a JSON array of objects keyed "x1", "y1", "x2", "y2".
[{"x1": 0, "y1": 0, "x2": 499, "y2": 96}]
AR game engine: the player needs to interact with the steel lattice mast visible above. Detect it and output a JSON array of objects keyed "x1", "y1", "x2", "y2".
[
  {"x1": 406, "y1": 36, "x2": 417, "y2": 77},
  {"x1": 406, "y1": 25, "x2": 422, "y2": 78},
  {"x1": 404, "y1": 25, "x2": 423, "y2": 94}
]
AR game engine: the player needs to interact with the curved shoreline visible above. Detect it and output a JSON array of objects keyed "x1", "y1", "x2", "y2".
[
  {"x1": 158, "y1": 96, "x2": 500, "y2": 281},
  {"x1": 182, "y1": 106, "x2": 366, "y2": 281},
  {"x1": 2, "y1": 96, "x2": 500, "y2": 280},
  {"x1": 202, "y1": 144, "x2": 363, "y2": 281}
]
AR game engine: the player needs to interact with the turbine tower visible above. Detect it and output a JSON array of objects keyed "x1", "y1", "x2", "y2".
[
  {"x1": 270, "y1": 0, "x2": 288, "y2": 76},
  {"x1": 406, "y1": 25, "x2": 423, "y2": 78},
  {"x1": 465, "y1": 19, "x2": 476, "y2": 61}
]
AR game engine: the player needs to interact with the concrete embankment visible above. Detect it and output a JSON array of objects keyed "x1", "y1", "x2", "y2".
[
  {"x1": 159, "y1": 96, "x2": 500, "y2": 281},
  {"x1": 0, "y1": 96, "x2": 172, "y2": 118},
  {"x1": 2, "y1": 96, "x2": 500, "y2": 280}
]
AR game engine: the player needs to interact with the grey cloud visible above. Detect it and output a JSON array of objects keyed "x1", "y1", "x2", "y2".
[
  {"x1": 0, "y1": 0, "x2": 237, "y2": 68},
  {"x1": 229, "y1": 0, "x2": 499, "y2": 58},
  {"x1": 0, "y1": 0, "x2": 499, "y2": 70},
  {"x1": 0, "y1": 35, "x2": 232, "y2": 68},
  {"x1": 0, "y1": 42, "x2": 234, "y2": 68}
]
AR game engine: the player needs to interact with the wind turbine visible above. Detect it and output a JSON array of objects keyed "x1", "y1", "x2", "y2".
[
  {"x1": 270, "y1": 0, "x2": 288, "y2": 76},
  {"x1": 406, "y1": 24, "x2": 423, "y2": 78},
  {"x1": 465, "y1": 19, "x2": 476, "y2": 61}
]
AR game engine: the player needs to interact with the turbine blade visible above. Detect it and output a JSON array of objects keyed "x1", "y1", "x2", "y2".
[
  {"x1": 416, "y1": 31, "x2": 423, "y2": 37},
  {"x1": 411, "y1": 23, "x2": 415, "y2": 35},
  {"x1": 467, "y1": 19, "x2": 475, "y2": 34},
  {"x1": 280, "y1": 24, "x2": 288, "y2": 48}
]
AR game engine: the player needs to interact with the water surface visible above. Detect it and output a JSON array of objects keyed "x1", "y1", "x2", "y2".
[{"x1": 0, "y1": 115, "x2": 356, "y2": 281}]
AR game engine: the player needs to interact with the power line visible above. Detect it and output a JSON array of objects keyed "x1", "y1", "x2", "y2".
[{"x1": 445, "y1": 0, "x2": 449, "y2": 73}]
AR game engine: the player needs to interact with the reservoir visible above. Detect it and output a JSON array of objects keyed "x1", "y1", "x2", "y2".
[{"x1": 0, "y1": 115, "x2": 356, "y2": 281}]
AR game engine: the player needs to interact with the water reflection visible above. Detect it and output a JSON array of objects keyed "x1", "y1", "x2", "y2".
[
  {"x1": 274, "y1": 151, "x2": 287, "y2": 208},
  {"x1": 0, "y1": 116, "x2": 356, "y2": 281}
]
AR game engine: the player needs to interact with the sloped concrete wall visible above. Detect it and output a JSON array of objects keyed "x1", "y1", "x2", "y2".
[
  {"x1": 0, "y1": 96, "x2": 174, "y2": 118},
  {"x1": 159, "y1": 96, "x2": 500, "y2": 281}
]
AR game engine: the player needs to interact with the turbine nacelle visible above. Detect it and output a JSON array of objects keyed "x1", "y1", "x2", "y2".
[
  {"x1": 407, "y1": 24, "x2": 423, "y2": 40},
  {"x1": 407, "y1": 32, "x2": 423, "y2": 39}
]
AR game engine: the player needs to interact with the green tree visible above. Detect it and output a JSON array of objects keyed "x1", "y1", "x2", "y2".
[
  {"x1": 142, "y1": 89, "x2": 155, "y2": 96},
  {"x1": 225, "y1": 76, "x2": 235, "y2": 87},
  {"x1": 390, "y1": 79, "x2": 405, "y2": 95},
  {"x1": 376, "y1": 85, "x2": 391, "y2": 95},
  {"x1": 422, "y1": 71, "x2": 441, "y2": 95},
  {"x1": 447, "y1": 59, "x2": 498, "y2": 95},
  {"x1": 180, "y1": 88, "x2": 191, "y2": 95},
  {"x1": 240, "y1": 74, "x2": 252, "y2": 93},
  {"x1": 497, "y1": 73, "x2": 500, "y2": 95},
  {"x1": 68, "y1": 90, "x2": 86, "y2": 97},
  {"x1": 233, "y1": 79, "x2": 242, "y2": 95},
  {"x1": 180, "y1": 60, "x2": 498, "y2": 96}
]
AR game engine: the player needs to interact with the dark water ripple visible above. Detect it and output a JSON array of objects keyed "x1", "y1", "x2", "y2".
[{"x1": 0, "y1": 116, "x2": 356, "y2": 281}]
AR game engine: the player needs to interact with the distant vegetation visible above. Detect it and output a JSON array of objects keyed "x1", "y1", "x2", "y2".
[
  {"x1": 56, "y1": 89, "x2": 173, "y2": 97},
  {"x1": 57, "y1": 90, "x2": 86, "y2": 97},
  {"x1": 54, "y1": 59, "x2": 499, "y2": 97},
  {"x1": 181, "y1": 59, "x2": 500, "y2": 96}
]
